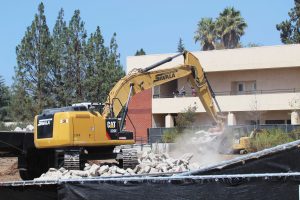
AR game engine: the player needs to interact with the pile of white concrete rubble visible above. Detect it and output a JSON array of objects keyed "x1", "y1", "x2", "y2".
[
  {"x1": 34, "y1": 151, "x2": 199, "y2": 180},
  {"x1": 14, "y1": 124, "x2": 34, "y2": 132}
]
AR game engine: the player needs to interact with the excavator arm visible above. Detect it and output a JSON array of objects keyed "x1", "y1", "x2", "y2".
[{"x1": 102, "y1": 51, "x2": 223, "y2": 126}]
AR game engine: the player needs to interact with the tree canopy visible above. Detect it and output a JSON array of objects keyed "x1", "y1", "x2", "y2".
[
  {"x1": 194, "y1": 18, "x2": 216, "y2": 51},
  {"x1": 194, "y1": 7, "x2": 247, "y2": 50},
  {"x1": 0, "y1": 75, "x2": 11, "y2": 122},
  {"x1": 177, "y1": 38, "x2": 185, "y2": 52},
  {"x1": 135, "y1": 48, "x2": 146, "y2": 56},
  {"x1": 276, "y1": 0, "x2": 300, "y2": 44},
  {"x1": 11, "y1": 3, "x2": 125, "y2": 121}
]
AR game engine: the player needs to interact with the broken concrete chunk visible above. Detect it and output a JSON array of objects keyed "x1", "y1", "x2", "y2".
[
  {"x1": 98, "y1": 165, "x2": 109, "y2": 174},
  {"x1": 70, "y1": 170, "x2": 89, "y2": 177},
  {"x1": 35, "y1": 150, "x2": 195, "y2": 180},
  {"x1": 126, "y1": 168, "x2": 136, "y2": 175},
  {"x1": 116, "y1": 168, "x2": 127, "y2": 175},
  {"x1": 149, "y1": 167, "x2": 159, "y2": 174},
  {"x1": 88, "y1": 164, "x2": 100, "y2": 176},
  {"x1": 180, "y1": 153, "x2": 193, "y2": 161},
  {"x1": 26, "y1": 124, "x2": 34, "y2": 131},
  {"x1": 14, "y1": 127, "x2": 23, "y2": 132}
]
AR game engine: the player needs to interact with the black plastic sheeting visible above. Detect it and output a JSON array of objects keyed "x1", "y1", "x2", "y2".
[
  {"x1": 1, "y1": 175, "x2": 300, "y2": 200},
  {"x1": 58, "y1": 176, "x2": 300, "y2": 200},
  {"x1": 2, "y1": 141, "x2": 300, "y2": 200},
  {"x1": 0, "y1": 184, "x2": 57, "y2": 200},
  {"x1": 196, "y1": 147, "x2": 300, "y2": 176}
]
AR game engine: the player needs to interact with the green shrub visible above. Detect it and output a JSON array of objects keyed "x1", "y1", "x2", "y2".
[
  {"x1": 176, "y1": 105, "x2": 197, "y2": 132},
  {"x1": 162, "y1": 129, "x2": 178, "y2": 143},
  {"x1": 250, "y1": 128, "x2": 296, "y2": 151}
]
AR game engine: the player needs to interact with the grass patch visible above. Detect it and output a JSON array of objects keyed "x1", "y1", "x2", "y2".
[{"x1": 250, "y1": 128, "x2": 300, "y2": 151}]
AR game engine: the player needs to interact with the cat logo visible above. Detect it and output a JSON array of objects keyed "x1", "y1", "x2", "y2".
[{"x1": 107, "y1": 121, "x2": 116, "y2": 129}]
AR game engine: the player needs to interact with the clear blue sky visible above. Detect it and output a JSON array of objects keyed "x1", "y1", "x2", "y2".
[{"x1": 0, "y1": 0, "x2": 294, "y2": 85}]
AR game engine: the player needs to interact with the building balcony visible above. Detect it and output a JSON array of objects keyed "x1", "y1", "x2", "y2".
[
  {"x1": 152, "y1": 92, "x2": 300, "y2": 114},
  {"x1": 153, "y1": 88, "x2": 300, "y2": 99}
]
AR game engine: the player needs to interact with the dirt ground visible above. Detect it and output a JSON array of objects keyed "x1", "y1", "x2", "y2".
[{"x1": 0, "y1": 158, "x2": 21, "y2": 182}]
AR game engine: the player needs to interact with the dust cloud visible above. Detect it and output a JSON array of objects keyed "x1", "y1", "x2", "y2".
[{"x1": 169, "y1": 129, "x2": 233, "y2": 168}]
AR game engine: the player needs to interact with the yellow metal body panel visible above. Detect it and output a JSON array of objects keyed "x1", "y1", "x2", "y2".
[
  {"x1": 73, "y1": 113, "x2": 95, "y2": 143},
  {"x1": 232, "y1": 136, "x2": 251, "y2": 150},
  {"x1": 34, "y1": 111, "x2": 134, "y2": 149},
  {"x1": 34, "y1": 113, "x2": 74, "y2": 148}
]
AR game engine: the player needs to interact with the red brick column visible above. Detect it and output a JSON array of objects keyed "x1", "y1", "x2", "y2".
[{"x1": 125, "y1": 89, "x2": 152, "y2": 143}]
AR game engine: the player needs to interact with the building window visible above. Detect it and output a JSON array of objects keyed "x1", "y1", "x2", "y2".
[
  {"x1": 153, "y1": 86, "x2": 160, "y2": 98},
  {"x1": 252, "y1": 82, "x2": 257, "y2": 91},
  {"x1": 245, "y1": 120, "x2": 260, "y2": 125},
  {"x1": 232, "y1": 81, "x2": 257, "y2": 95},
  {"x1": 236, "y1": 82, "x2": 245, "y2": 94},
  {"x1": 265, "y1": 120, "x2": 285, "y2": 124}
]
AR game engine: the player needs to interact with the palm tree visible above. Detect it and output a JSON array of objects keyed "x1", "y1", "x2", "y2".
[
  {"x1": 215, "y1": 7, "x2": 247, "y2": 49},
  {"x1": 194, "y1": 18, "x2": 217, "y2": 51}
]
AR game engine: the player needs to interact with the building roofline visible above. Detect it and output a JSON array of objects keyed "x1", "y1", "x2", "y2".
[{"x1": 126, "y1": 44, "x2": 300, "y2": 73}]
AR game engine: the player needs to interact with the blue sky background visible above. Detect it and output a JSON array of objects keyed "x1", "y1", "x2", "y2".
[{"x1": 0, "y1": 0, "x2": 294, "y2": 85}]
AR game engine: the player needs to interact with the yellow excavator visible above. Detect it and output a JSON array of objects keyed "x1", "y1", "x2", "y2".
[{"x1": 16, "y1": 51, "x2": 223, "y2": 179}]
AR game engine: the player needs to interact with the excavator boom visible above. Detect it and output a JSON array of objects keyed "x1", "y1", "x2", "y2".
[{"x1": 102, "y1": 51, "x2": 222, "y2": 125}]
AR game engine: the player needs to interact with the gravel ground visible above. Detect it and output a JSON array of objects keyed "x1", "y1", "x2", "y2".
[{"x1": 0, "y1": 158, "x2": 21, "y2": 182}]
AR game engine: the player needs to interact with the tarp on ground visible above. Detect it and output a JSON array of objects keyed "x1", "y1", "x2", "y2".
[
  {"x1": 0, "y1": 184, "x2": 57, "y2": 200},
  {"x1": 2, "y1": 140, "x2": 300, "y2": 200},
  {"x1": 2, "y1": 173, "x2": 300, "y2": 200},
  {"x1": 58, "y1": 175, "x2": 300, "y2": 200}
]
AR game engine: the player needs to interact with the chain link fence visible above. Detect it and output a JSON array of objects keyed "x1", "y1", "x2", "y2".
[{"x1": 148, "y1": 124, "x2": 300, "y2": 144}]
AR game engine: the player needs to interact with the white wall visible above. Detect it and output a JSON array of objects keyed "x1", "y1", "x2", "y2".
[
  {"x1": 152, "y1": 93, "x2": 300, "y2": 114},
  {"x1": 127, "y1": 44, "x2": 300, "y2": 73}
]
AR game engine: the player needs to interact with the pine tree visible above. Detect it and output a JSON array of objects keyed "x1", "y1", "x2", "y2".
[
  {"x1": 14, "y1": 2, "x2": 52, "y2": 115},
  {"x1": 10, "y1": 72, "x2": 34, "y2": 121},
  {"x1": 51, "y1": 8, "x2": 68, "y2": 107},
  {"x1": 84, "y1": 26, "x2": 108, "y2": 102},
  {"x1": 12, "y1": 4, "x2": 126, "y2": 119},
  {"x1": 84, "y1": 32, "x2": 125, "y2": 103},
  {"x1": 177, "y1": 38, "x2": 185, "y2": 52},
  {"x1": 135, "y1": 48, "x2": 146, "y2": 56},
  {"x1": 276, "y1": 0, "x2": 300, "y2": 44},
  {"x1": 67, "y1": 10, "x2": 87, "y2": 103},
  {"x1": 108, "y1": 33, "x2": 125, "y2": 87},
  {"x1": 0, "y1": 76, "x2": 11, "y2": 122}
]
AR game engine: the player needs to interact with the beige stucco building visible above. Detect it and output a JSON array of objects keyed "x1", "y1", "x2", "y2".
[{"x1": 126, "y1": 44, "x2": 300, "y2": 128}]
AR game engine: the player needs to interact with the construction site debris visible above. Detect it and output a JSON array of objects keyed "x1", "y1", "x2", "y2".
[
  {"x1": 13, "y1": 125, "x2": 34, "y2": 132},
  {"x1": 34, "y1": 151, "x2": 199, "y2": 180}
]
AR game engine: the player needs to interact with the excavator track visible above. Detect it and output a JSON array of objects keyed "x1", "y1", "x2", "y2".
[
  {"x1": 64, "y1": 151, "x2": 80, "y2": 170},
  {"x1": 120, "y1": 147, "x2": 138, "y2": 169}
]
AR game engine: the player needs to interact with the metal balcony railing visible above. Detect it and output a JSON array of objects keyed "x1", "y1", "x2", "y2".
[{"x1": 153, "y1": 88, "x2": 300, "y2": 98}]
